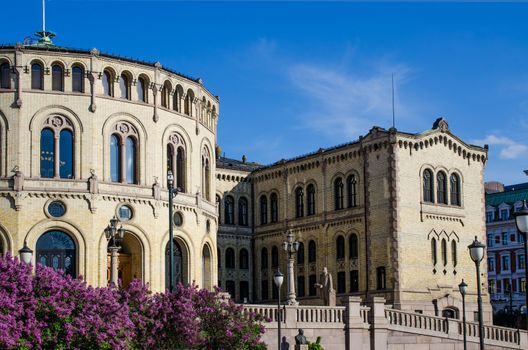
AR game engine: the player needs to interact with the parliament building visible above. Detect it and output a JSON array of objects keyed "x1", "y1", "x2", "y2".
[{"x1": 0, "y1": 38, "x2": 492, "y2": 321}]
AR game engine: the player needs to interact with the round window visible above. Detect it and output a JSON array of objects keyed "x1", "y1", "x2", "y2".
[
  {"x1": 173, "y1": 212, "x2": 183, "y2": 226},
  {"x1": 118, "y1": 205, "x2": 133, "y2": 221},
  {"x1": 48, "y1": 201, "x2": 66, "y2": 217}
]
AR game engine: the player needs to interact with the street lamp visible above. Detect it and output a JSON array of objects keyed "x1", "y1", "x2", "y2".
[
  {"x1": 459, "y1": 279, "x2": 468, "y2": 350},
  {"x1": 468, "y1": 236, "x2": 485, "y2": 350},
  {"x1": 282, "y1": 230, "x2": 299, "y2": 306},
  {"x1": 167, "y1": 170, "x2": 180, "y2": 293},
  {"x1": 18, "y1": 241, "x2": 33, "y2": 264},
  {"x1": 513, "y1": 199, "x2": 528, "y2": 330},
  {"x1": 105, "y1": 216, "x2": 125, "y2": 287},
  {"x1": 274, "y1": 270, "x2": 284, "y2": 350}
]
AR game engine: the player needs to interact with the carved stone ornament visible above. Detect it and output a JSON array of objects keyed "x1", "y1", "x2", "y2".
[
  {"x1": 90, "y1": 48, "x2": 100, "y2": 56},
  {"x1": 432, "y1": 117, "x2": 449, "y2": 132}
]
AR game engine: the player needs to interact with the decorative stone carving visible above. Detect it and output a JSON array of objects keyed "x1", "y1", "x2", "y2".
[
  {"x1": 88, "y1": 169, "x2": 98, "y2": 194},
  {"x1": 12, "y1": 167, "x2": 24, "y2": 192},
  {"x1": 152, "y1": 177, "x2": 161, "y2": 200}
]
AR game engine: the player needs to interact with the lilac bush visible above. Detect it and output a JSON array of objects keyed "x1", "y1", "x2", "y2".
[{"x1": 0, "y1": 254, "x2": 267, "y2": 349}]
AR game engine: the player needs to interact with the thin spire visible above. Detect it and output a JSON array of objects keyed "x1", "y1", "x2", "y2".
[
  {"x1": 391, "y1": 74, "x2": 395, "y2": 129},
  {"x1": 42, "y1": 0, "x2": 46, "y2": 33}
]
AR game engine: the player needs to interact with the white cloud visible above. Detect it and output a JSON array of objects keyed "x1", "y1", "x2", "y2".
[
  {"x1": 288, "y1": 61, "x2": 413, "y2": 139},
  {"x1": 472, "y1": 134, "x2": 528, "y2": 160}
]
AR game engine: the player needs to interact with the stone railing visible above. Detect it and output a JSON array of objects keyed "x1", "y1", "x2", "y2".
[{"x1": 385, "y1": 308, "x2": 447, "y2": 335}]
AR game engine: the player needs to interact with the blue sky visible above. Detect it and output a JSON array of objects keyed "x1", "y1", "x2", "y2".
[{"x1": 5, "y1": 1, "x2": 528, "y2": 184}]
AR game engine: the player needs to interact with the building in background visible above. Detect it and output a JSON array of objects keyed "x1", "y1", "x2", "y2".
[{"x1": 485, "y1": 181, "x2": 527, "y2": 313}]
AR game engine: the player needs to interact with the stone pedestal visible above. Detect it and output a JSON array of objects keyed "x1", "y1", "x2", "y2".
[
  {"x1": 294, "y1": 345, "x2": 308, "y2": 350},
  {"x1": 328, "y1": 289, "x2": 336, "y2": 306}
]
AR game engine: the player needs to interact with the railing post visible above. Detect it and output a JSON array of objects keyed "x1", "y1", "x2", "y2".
[
  {"x1": 342, "y1": 296, "x2": 368, "y2": 350},
  {"x1": 446, "y1": 317, "x2": 460, "y2": 339},
  {"x1": 370, "y1": 297, "x2": 388, "y2": 350},
  {"x1": 519, "y1": 329, "x2": 528, "y2": 349}
]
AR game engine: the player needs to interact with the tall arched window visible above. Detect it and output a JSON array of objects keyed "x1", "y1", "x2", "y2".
[
  {"x1": 119, "y1": 73, "x2": 130, "y2": 99},
  {"x1": 270, "y1": 193, "x2": 278, "y2": 223},
  {"x1": 137, "y1": 76, "x2": 147, "y2": 103},
  {"x1": 260, "y1": 195, "x2": 268, "y2": 225},
  {"x1": 201, "y1": 147, "x2": 211, "y2": 201},
  {"x1": 423, "y1": 169, "x2": 434, "y2": 203},
  {"x1": 441, "y1": 239, "x2": 447, "y2": 266},
  {"x1": 174, "y1": 85, "x2": 183, "y2": 112},
  {"x1": 0, "y1": 62, "x2": 10, "y2": 89},
  {"x1": 225, "y1": 248, "x2": 235, "y2": 269},
  {"x1": 308, "y1": 240, "x2": 316, "y2": 263},
  {"x1": 51, "y1": 64, "x2": 63, "y2": 91},
  {"x1": 161, "y1": 81, "x2": 171, "y2": 108},
  {"x1": 238, "y1": 197, "x2": 248, "y2": 226},
  {"x1": 349, "y1": 234, "x2": 358, "y2": 259},
  {"x1": 71, "y1": 65, "x2": 84, "y2": 93},
  {"x1": 437, "y1": 171, "x2": 447, "y2": 204},
  {"x1": 224, "y1": 196, "x2": 234, "y2": 225},
  {"x1": 102, "y1": 69, "x2": 113, "y2": 96},
  {"x1": 239, "y1": 249, "x2": 249, "y2": 269},
  {"x1": 167, "y1": 133, "x2": 186, "y2": 192},
  {"x1": 334, "y1": 177, "x2": 344, "y2": 210},
  {"x1": 31, "y1": 63, "x2": 43, "y2": 90},
  {"x1": 40, "y1": 116, "x2": 74, "y2": 179},
  {"x1": 451, "y1": 240, "x2": 457, "y2": 267},
  {"x1": 336, "y1": 235, "x2": 345, "y2": 259},
  {"x1": 165, "y1": 239, "x2": 183, "y2": 288},
  {"x1": 110, "y1": 122, "x2": 139, "y2": 184},
  {"x1": 271, "y1": 246, "x2": 279, "y2": 268},
  {"x1": 185, "y1": 89, "x2": 194, "y2": 116},
  {"x1": 297, "y1": 242, "x2": 305, "y2": 264},
  {"x1": 307, "y1": 184, "x2": 315, "y2": 216},
  {"x1": 431, "y1": 238, "x2": 437, "y2": 266},
  {"x1": 450, "y1": 173, "x2": 461, "y2": 206},
  {"x1": 347, "y1": 174, "x2": 357, "y2": 208},
  {"x1": 295, "y1": 187, "x2": 304, "y2": 218},
  {"x1": 36, "y1": 230, "x2": 76, "y2": 277},
  {"x1": 261, "y1": 247, "x2": 268, "y2": 270}
]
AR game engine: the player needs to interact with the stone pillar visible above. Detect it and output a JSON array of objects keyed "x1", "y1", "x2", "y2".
[
  {"x1": 342, "y1": 296, "x2": 368, "y2": 350},
  {"x1": 287, "y1": 256, "x2": 298, "y2": 305},
  {"x1": 109, "y1": 246, "x2": 120, "y2": 286},
  {"x1": 370, "y1": 297, "x2": 388, "y2": 350}
]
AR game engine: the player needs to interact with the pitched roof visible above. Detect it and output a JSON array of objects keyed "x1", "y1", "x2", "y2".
[
  {"x1": 216, "y1": 157, "x2": 262, "y2": 172},
  {"x1": 486, "y1": 183, "x2": 528, "y2": 206}
]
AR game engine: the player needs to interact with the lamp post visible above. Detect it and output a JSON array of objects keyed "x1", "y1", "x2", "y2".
[
  {"x1": 468, "y1": 236, "x2": 486, "y2": 350},
  {"x1": 167, "y1": 170, "x2": 180, "y2": 293},
  {"x1": 105, "y1": 216, "x2": 125, "y2": 287},
  {"x1": 274, "y1": 270, "x2": 284, "y2": 350},
  {"x1": 513, "y1": 199, "x2": 528, "y2": 331},
  {"x1": 459, "y1": 279, "x2": 468, "y2": 350},
  {"x1": 18, "y1": 241, "x2": 33, "y2": 264},
  {"x1": 282, "y1": 230, "x2": 299, "y2": 306}
]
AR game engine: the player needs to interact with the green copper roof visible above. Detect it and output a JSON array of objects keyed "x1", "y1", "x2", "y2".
[{"x1": 486, "y1": 188, "x2": 528, "y2": 206}]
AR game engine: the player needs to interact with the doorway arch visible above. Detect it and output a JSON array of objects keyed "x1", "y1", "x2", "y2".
[
  {"x1": 107, "y1": 232, "x2": 143, "y2": 288},
  {"x1": 165, "y1": 237, "x2": 190, "y2": 290},
  {"x1": 202, "y1": 244, "x2": 212, "y2": 290}
]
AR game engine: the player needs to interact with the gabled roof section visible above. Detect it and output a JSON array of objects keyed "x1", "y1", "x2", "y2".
[{"x1": 216, "y1": 157, "x2": 262, "y2": 172}]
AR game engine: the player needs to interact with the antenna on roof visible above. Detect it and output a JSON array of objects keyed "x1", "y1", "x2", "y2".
[
  {"x1": 391, "y1": 73, "x2": 395, "y2": 129},
  {"x1": 34, "y1": 0, "x2": 55, "y2": 46}
]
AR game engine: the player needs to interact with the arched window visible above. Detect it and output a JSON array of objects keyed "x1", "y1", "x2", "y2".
[
  {"x1": 225, "y1": 248, "x2": 235, "y2": 269},
  {"x1": 174, "y1": 85, "x2": 183, "y2": 112},
  {"x1": 297, "y1": 242, "x2": 305, "y2": 264},
  {"x1": 347, "y1": 174, "x2": 357, "y2": 208},
  {"x1": 271, "y1": 246, "x2": 279, "y2": 268},
  {"x1": 431, "y1": 238, "x2": 437, "y2": 266},
  {"x1": 167, "y1": 133, "x2": 186, "y2": 192},
  {"x1": 102, "y1": 69, "x2": 113, "y2": 96},
  {"x1": 295, "y1": 187, "x2": 304, "y2": 218},
  {"x1": 71, "y1": 66, "x2": 84, "y2": 93},
  {"x1": 40, "y1": 116, "x2": 74, "y2": 179},
  {"x1": 261, "y1": 247, "x2": 268, "y2": 270},
  {"x1": 307, "y1": 184, "x2": 316, "y2": 216},
  {"x1": 270, "y1": 193, "x2": 278, "y2": 223},
  {"x1": 185, "y1": 89, "x2": 194, "y2": 116},
  {"x1": 336, "y1": 235, "x2": 345, "y2": 259},
  {"x1": 224, "y1": 196, "x2": 234, "y2": 225},
  {"x1": 260, "y1": 195, "x2": 268, "y2": 225},
  {"x1": 450, "y1": 173, "x2": 461, "y2": 206},
  {"x1": 110, "y1": 122, "x2": 139, "y2": 184},
  {"x1": 423, "y1": 169, "x2": 434, "y2": 203},
  {"x1": 376, "y1": 266, "x2": 386, "y2": 290},
  {"x1": 441, "y1": 239, "x2": 447, "y2": 266},
  {"x1": 36, "y1": 230, "x2": 76, "y2": 277},
  {"x1": 137, "y1": 76, "x2": 147, "y2": 103},
  {"x1": 0, "y1": 62, "x2": 10, "y2": 89},
  {"x1": 31, "y1": 63, "x2": 43, "y2": 90},
  {"x1": 437, "y1": 171, "x2": 447, "y2": 204},
  {"x1": 349, "y1": 234, "x2": 358, "y2": 259},
  {"x1": 238, "y1": 197, "x2": 248, "y2": 226},
  {"x1": 51, "y1": 64, "x2": 63, "y2": 91},
  {"x1": 201, "y1": 147, "x2": 211, "y2": 201},
  {"x1": 161, "y1": 81, "x2": 171, "y2": 108},
  {"x1": 119, "y1": 73, "x2": 130, "y2": 99},
  {"x1": 308, "y1": 240, "x2": 316, "y2": 263},
  {"x1": 165, "y1": 239, "x2": 183, "y2": 288},
  {"x1": 451, "y1": 240, "x2": 457, "y2": 267},
  {"x1": 239, "y1": 249, "x2": 249, "y2": 269},
  {"x1": 334, "y1": 177, "x2": 344, "y2": 210}
]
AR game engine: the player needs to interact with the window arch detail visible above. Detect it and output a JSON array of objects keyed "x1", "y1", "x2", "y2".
[
  {"x1": 270, "y1": 193, "x2": 278, "y2": 223},
  {"x1": 437, "y1": 171, "x2": 447, "y2": 204},
  {"x1": 0, "y1": 62, "x2": 10, "y2": 89},
  {"x1": 295, "y1": 186, "x2": 304, "y2": 218},
  {"x1": 40, "y1": 116, "x2": 75, "y2": 179},
  {"x1": 110, "y1": 122, "x2": 139, "y2": 184},
  {"x1": 167, "y1": 133, "x2": 186, "y2": 192},
  {"x1": 31, "y1": 62, "x2": 44, "y2": 90},
  {"x1": 201, "y1": 147, "x2": 211, "y2": 201},
  {"x1": 334, "y1": 177, "x2": 344, "y2": 210},
  {"x1": 450, "y1": 173, "x2": 461, "y2": 206},
  {"x1": 423, "y1": 169, "x2": 434, "y2": 203}
]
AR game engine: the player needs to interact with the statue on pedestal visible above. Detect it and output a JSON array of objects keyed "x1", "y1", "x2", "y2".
[
  {"x1": 314, "y1": 267, "x2": 336, "y2": 306},
  {"x1": 295, "y1": 329, "x2": 308, "y2": 345}
]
